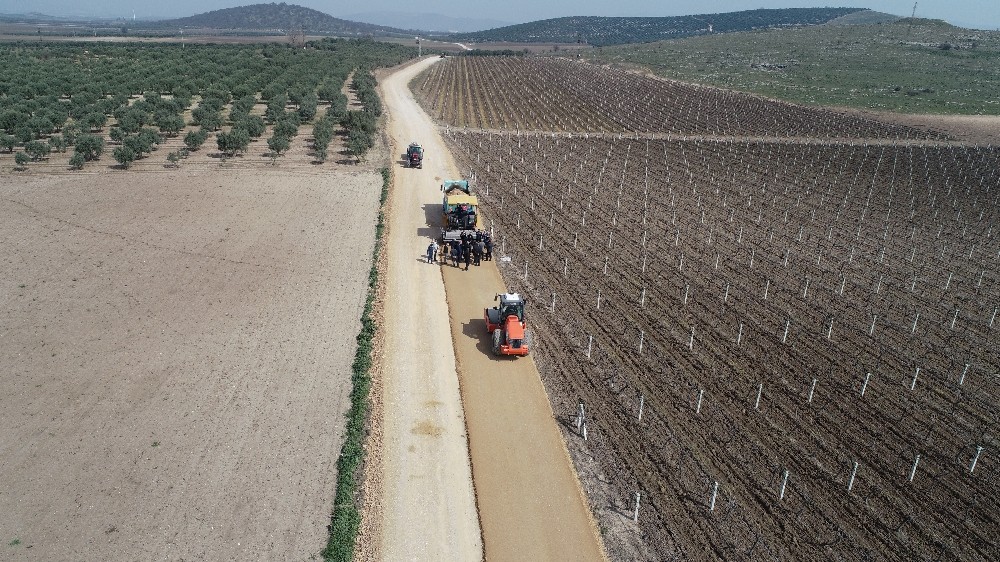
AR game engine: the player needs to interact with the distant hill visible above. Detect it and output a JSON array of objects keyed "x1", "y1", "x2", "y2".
[
  {"x1": 346, "y1": 12, "x2": 512, "y2": 33},
  {"x1": 448, "y1": 7, "x2": 868, "y2": 46},
  {"x1": 139, "y1": 2, "x2": 408, "y2": 36}
]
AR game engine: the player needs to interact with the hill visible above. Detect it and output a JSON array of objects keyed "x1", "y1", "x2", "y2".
[
  {"x1": 346, "y1": 12, "x2": 512, "y2": 33},
  {"x1": 586, "y1": 18, "x2": 1000, "y2": 114},
  {"x1": 447, "y1": 7, "x2": 867, "y2": 46},
  {"x1": 140, "y1": 2, "x2": 407, "y2": 36}
]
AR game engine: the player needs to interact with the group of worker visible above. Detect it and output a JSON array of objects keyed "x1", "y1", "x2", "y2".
[{"x1": 426, "y1": 230, "x2": 494, "y2": 270}]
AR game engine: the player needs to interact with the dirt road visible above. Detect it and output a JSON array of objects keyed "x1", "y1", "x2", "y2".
[
  {"x1": 358, "y1": 58, "x2": 482, "y2": 562},
  {"x1": 365, "y1": 57, "x2": 606, "y2": 562},
  {"x1": 0, "y1": 168, "x2": 380, "y2": 560}
]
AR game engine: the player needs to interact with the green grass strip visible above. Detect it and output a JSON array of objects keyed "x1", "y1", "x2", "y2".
[{"x1": 322, "y1": 167, "x2": 391, "y2": 562}]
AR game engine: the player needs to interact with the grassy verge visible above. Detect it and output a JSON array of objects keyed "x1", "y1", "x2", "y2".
[{"x1": 322, "y1": 167, "x2": 391, "y2": 562}]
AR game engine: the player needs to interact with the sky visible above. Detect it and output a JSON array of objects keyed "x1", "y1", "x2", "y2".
[{"x1": 2, "y1": 1, "x2": 998, "y2": 30}]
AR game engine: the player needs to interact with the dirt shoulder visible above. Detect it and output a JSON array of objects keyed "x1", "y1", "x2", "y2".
[{"x1": 0, "y1": 167, "x2": 381, "y2": 560}]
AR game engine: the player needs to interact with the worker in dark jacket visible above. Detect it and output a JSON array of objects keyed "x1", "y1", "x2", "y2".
[
  {"x1": 483, "y1": 234, "x2": 493, "y2": 261},
  {"x1": 474, "y1": 239, "x2": 484, "y2": 266}
]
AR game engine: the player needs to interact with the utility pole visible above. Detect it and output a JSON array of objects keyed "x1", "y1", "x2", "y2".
[
  {"x1": 416, "y1": 37, "x2": 421, "y2": 57},
  {"x1": 907, "y1": 2, "x2": 918, "y2": 37}
]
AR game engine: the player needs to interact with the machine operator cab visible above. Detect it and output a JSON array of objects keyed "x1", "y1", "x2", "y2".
[{"x1": 496, "y1": 293, "x2": 525, "y2": 323}]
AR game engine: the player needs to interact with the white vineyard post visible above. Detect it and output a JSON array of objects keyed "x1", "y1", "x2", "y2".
[
  {"x1": 736, "y1": 323, "x2": 743, "y2": 346},
  {"x1": 970, "y1": 446, "x2": 983, "y2": 473},
  {"x1": 912, "y1": 313, "x2": 919, "y2": 334},
  {"x1": 709, "y1": 481, "x2": 719, "y2": 511},
  {"x1": 782, "y1": 320, "x2": 790, "y2": 344},
  {"x1": 870, "y1": 315, "x2": 877, "y2": 336},
  {"x1": 596, "y1": 290, "x2": 602, "y2": 310},
  {"x1": 780, "y1": 470, "x2": 789, "y2": 500},
  {"x1": 582, "y1": 422, "x2": 588, "y2": 441},
  {"x1": 563, "y1": 258, "x2": 568, "y2": 277},
  {"x1": 991, "y1": 307, "x2": 998, "y2": 329},
  {"x1": 586, "y1": 335, "x2": 593, "y2": 359},
  {"x1": 637, "y1": 394, "x2": 644, "y2": 422},
  {"x1": 576, "y1": 402, "x2": 585, "y2": 431},
  {"x1": 696, "y1": 389, "x2": 704, "y2": 414},
  {"x1": 960, "y1": 363, "x2": 969, "y2": 385},
  {"x1": 523, "y1": 260, "x2": 528, "y2": 281},
  {"x1": 640, "y1": 287, "x2": 646, "y2": 308},
  {"x1": 808, "y1": 378, "x2": 817, "y2": 403},
  {"x1": 501, "y1": 236, "x2": 506, "y2": 255},
  {"x1": 604, "y1": 256, "x2": 609, "y2": 275},
  {"x1": 764, "y1": 279, "x2": 770, "y2": 300},
  {"x1": 755, "y1": 383, "x2": 763, "y2": 410},
  {"x1": 550, "y1": 292, "x2": 556, "y2": 313},
  {"x1": 638, "y1": 331, "x2": 644, "y2": 354},
  {"x1": 861, "y1": 372, "x2": 871, "y2": 397},
  {"x1": 827, "y1": 318, "x2": 834, "y2": 340},
  {"x1": 723, "y1": 283, "x2": 729, "y2": 303},
  {"x1": 538, "y1": 234, "x2": 543, "y2": 250},
  {"x1": 909, "y1": 454, "x2": 921, "y2": 482},
  {"x1": 848, "y1": 461, "x2": 859, "y2": 492},
  {"x1": 633, "y1": 492, "x2": 641, "y2": 522},
  {"x1": 910, "y1": 367, "x2": 920, "y2": 390},
  {"x1": 688, "y1": 327, "x2": 694, "y2": 350},
  {"x1": 683, "y1": 284, "x2": 689, "y2": 306}
]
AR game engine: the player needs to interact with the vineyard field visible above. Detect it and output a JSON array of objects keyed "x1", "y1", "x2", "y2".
[
  {"x1": 414, "y1": 57, "x2": 946, "y2": 140},
  {"x1": 418, "y1": 57, "x2": 999, "y2": 561}
]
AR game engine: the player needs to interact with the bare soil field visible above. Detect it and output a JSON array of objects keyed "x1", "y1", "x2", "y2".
[
  {"x1": 0, "y1": 166, "x2": 382, "y2": 560},
  {"x1": 419, "y1": 56, "x2": 999, "y2": 561}
]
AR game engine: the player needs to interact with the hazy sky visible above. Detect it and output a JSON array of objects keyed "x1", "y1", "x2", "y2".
[{"x1": 3, "y1": 1, "x2": 998, "y2": 29}]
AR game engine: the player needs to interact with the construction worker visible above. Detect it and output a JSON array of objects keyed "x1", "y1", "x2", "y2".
[
  {"x1": 426, "y1": 240, "x2": 439, "y2": 264},
  {"x1": 483, "y1": 234, "x2": 493, "y2": 261},
  {"x1": 474, "y1": 239, "x2": 484, "y2": 266},
  {"x1": 462, "y1": 239, "x2": 472, "y2": 270}
]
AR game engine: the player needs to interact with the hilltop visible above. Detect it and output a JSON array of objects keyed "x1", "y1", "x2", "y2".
[
  {"x1": 140, "y1": 2, "x2": 407, "y2": 36},
  {"x1": 447, "y1": 7, "x2": 869, "y2": 46}
]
